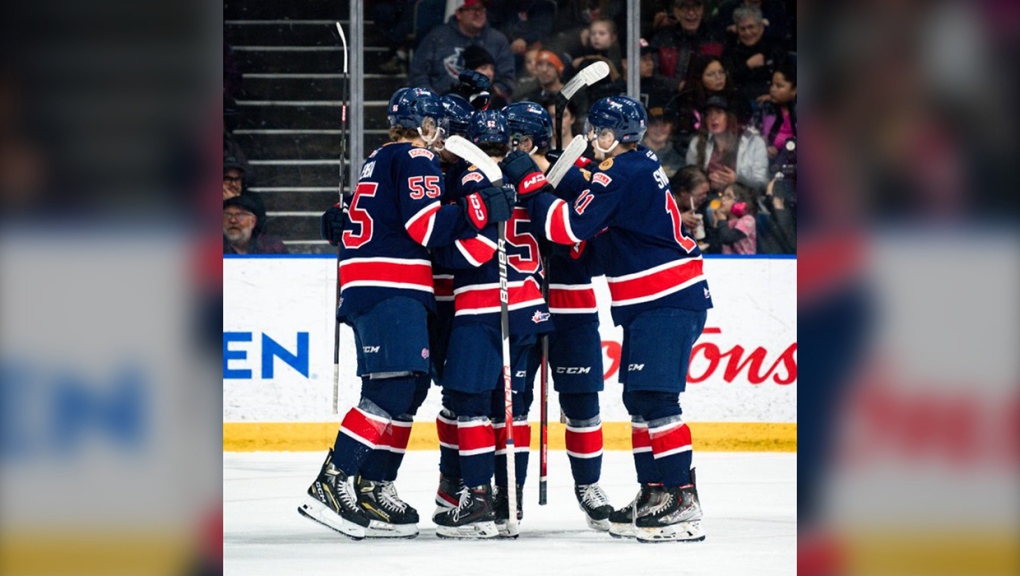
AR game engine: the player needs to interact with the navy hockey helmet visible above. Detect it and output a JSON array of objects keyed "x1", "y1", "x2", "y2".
[
  {"x1": 468, "y1": 109, "x2": 509, "y2": 145},
  {"x1": 586, "y1": 95, "x2": 648, "y2": 144},
  {"x1": 440, "y1": 93, "x2": 474, "y2": 137},
  {"x1": 503, "y1": 101, "x2": 553, "y2": 150},
  {"x1": 387, "y1": 87, "x2": 443, "y2": 130}
]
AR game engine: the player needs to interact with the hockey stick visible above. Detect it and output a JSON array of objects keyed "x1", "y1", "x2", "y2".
[
  {"x1": 554, "y1": 61, "x2": 609, "y2": 151},
  {"x1": 535, "y1": 133, "x2": 587, "y2": 506},
  {"x1": 442, "y1": 135, "x2": 518, "y2": 535},
  {"x1": 331, "y1": 21, "x2": 350, "y2": 415}
]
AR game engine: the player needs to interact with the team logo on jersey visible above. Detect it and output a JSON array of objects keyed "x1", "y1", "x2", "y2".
[
  {"x1": 592, "y1": 172, "x2": 612, "y2": 187},
  {"x1": 598, "y1": 158, "x2": 614, "y2": 170},
  {"x1": 531, "y1": 310, "x2": 551, "y2": 324},
  {"x1": 422, "y1": 348, "x2": 430, "y2": 359},
  {"x1": 580, "y1": 168, "x2": 592, "y2": 181},
  {"x1": 408, "y1": 148, "x2": 435, "y2": 160},
  {"x1": 704, "y1": 287, "x2": 711, "y2": 299},
  {"x1": 461, "y1": 171, "x2": 484, "y2": 185}
]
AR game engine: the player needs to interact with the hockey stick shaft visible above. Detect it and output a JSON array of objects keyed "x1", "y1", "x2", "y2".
[
  {"x1": 497, "y1": 219, "x2": 518, "y2": 533},
  {"x1": 332, "y1": 21, "x2": 350, "y2": 414}
]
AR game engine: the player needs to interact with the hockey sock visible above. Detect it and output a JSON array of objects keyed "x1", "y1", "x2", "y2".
[
  {"x1": 331, "y1": 398, "x2": 391, "y2": 475},
  {"x1": 356, "y1": 422, "x2": 393, "y2": 481},
  {"x1": 384, "y1": 415, "x2": 413, "y2": 481},
  {"x1": 457, "y1": 415, "x2": 495, "y2": 487},
  {"x1": 647, "y1": 414, "x2": 693, "y2": 486},
  {"x1": 560, "y1": 393, "x2": 602, "y2": 485},
  {"x1": 630, "y1": 417, "x2": 659, "y2": 484},
  {"x1": 436, "y1": 408, "x2": 461, "y2": 479},
  {"x1": 494, "y1": 417, "x2": 530, "y2": 487}
]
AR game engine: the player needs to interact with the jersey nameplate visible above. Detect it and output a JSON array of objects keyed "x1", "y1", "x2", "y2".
[
  {"x1": 408, "y1": 148, "x2": 435, "y2": 160},
  {"x1": 592, "y1": 172, "x2": 612, "y2": 187}
]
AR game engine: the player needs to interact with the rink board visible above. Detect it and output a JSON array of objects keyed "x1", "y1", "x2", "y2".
[{"x1": 223, "y1": 255, "x2": 796, "y2": 451}]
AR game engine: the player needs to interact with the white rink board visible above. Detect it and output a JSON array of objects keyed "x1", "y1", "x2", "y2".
[{"x1": 223, "y1": 256, "x2": 796, "y2": 423}]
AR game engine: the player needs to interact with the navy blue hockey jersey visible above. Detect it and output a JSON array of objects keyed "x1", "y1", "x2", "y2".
[{"x1": 529, "y1": 147, "x2": 713, "y2": 327}]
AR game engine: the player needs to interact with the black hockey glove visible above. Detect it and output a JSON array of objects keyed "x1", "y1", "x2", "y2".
[
  {"x1": 460, "y1": 185, "x2": 515, "y2": 230},
  {"x1": 457, "y1": 70, "x2": 492, "y2": 111},
  {"x1": 545, "y1": 149, "x2": 562, "y2": 165},
  {"x1": 320, "y1": 203, "x2": 345, "y2": 246},
  {"x1": 500, "y1": 150, "x2": 550, "y2": 199}
]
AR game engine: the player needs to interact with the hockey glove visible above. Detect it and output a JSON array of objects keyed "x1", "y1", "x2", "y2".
[
  {"x1": 320, "y1": 203, "x2": 345, "y2": 246},
  {"x1": 500, "y1": 150, "x2": 550, "y2": 199},
  {"x1": 457, "y1": 70, "x2": 492, "y2": 111},
  {"x1": 460, "y1": 185, "x2": 515, "y2": 230}
]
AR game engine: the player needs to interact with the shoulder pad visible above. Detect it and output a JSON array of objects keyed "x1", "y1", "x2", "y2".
[
  {"x1": 408, "y1": 147, "x2": 435, "y2": 160},
  {"x1": 598, "y1": 158, "x2": 614, "y2": 171}
]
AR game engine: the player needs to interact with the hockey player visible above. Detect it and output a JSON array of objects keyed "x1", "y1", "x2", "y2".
[
  {"x1": 500, "y1": 95, "x2": 712, "y2": 543},
  {"x1": 431, "y1": 109, "x2": 553, "y2": 539},
  {"x1": 505, "y1": 100, "x2": 616, "y2": 531},
  {"x1": 299, "y1": 87, "x2": 515, "y2": 540}
]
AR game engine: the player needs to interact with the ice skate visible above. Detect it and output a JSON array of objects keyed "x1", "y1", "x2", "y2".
[
  {"x1": 297, "y1": 449, "x2": 370, "y2": 540},
  {"x1": 634, "y1": 483, "x2": 704, "y2": 543},
  {"x1": 493, "y1": 484, "x2": 524, "y2": 538},
  {"x1": 434, "y1": 484, "x2": 499, "y2": 539},
  {"x1": 574, "y1": 483, "x2": 613, "y2": 531},
  {"x1": 432, "y1": 473, "x2": 462, "y2": 520},
  {"x1": 608, "y1": 483, "x2": 660, "y2": 539},
  {"x1": 356, "y1": 476, "x2": 419, "y2": 539}
]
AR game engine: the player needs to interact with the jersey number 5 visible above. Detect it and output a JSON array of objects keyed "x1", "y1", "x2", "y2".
[
  {"x1": 408, "y1": 175, "x2": 441, "y2": 199},
  {"x1": 342, "y1": 182, "x2": 377, "y2": 249},
  {"x1": 665, "y1": 192, "x2": 698, "y2": 253}
]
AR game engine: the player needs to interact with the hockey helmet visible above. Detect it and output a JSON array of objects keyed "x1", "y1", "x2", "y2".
[
  {"x1": 503, "y1": 101, "x2": 553, "y2": 151},
  {"x1": 468, "y1": 109, "x2": 509, "y2": 145},
  {"x1": 440, "y1": 93, "x2": 474, "y2": 137},
  {"x1": 387, "y1": 87, "x2": 443, "y2": 130},
  {"x1": 585, "y1": 95, "x2": 648, "y2": 144}
]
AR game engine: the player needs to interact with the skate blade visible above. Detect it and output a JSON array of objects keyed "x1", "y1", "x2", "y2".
[
  {"x1": 297, "y1": 496, "x2": 367, "y2": 540},
  {"x1": 608, "y1": 522, "x2": 636, "y2": 539},
  {"x1": 366, "y1": 519, "x2": 419, "y2": 539},
  {"x1": 435, "y1": 521, "x2": 500, "y2": 539},
  {"x1": 584, "y1": 516, "x2": 610, "y2": 532},
  {"x1": 495, "y1": 520, "x2": 520, "y2": 539},
  {"x1": 636, "y1": 521, "x2": 705, "y2": 543}
]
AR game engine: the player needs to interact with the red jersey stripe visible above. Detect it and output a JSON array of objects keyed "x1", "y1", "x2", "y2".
[
  {"x1": 548, "y1": 284, "x2": 597, "y2": 313},
  {"x1": 433, "y1": 274, "x2": 454, "y2": 300},
  {"x1": 405, "y1": 202, "x2": 440, "y2": 245},
  {"x1": 454, "y1": 278, "x2": 545, "y2": 315},
  {"x1": 340, "y1": 258, "x2": 434, "y2": 293},
  {"x1": 607, "y1": 258, "x2": 705, "y2": 306},
  {"x1": 546, "y1": 198, "x2": 581, "y2": 245},
  {"x1": 455, "y1": 235, "x2": 498, "y2": 267}
]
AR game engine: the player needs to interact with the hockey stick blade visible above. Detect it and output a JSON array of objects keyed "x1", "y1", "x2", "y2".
[
  {"x1": 561, "y1": 61, "x2": 609, "y2": 101},
  {"x1": 334, "y1": 22, "x2": 348, "y2": 74},
  {"x1": 546, "y1": 135, "x2": 587, "y2": 187},
  {"x1": 443, "y1": 136, "x2": 503, "y2": 187}
]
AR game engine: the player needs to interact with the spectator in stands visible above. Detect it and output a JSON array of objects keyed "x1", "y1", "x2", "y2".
[
  {"x1": 511, "y1": 44, "x2": 543, "y2": 101},
  {"x1": 223, "y1": 195, "x2": 288, "y2": 255},
  {"x1": 541, "y1": 96, "x2": 580, "y2": 149},
  {"x1": 571, "y1": 18, "x2": 624, "y2": 75},
  {"x1": 223, "y1": 155, "x2": 246, "y2": 200},
  {"x1": 638, "y1": 38, "x2": 676, "y2": 111},
  {"x1": 547, "y1": 0, "x2": 624, "y2": 57},
  {"x1": 756, "y1": 174, "x2": 796, "y2": 254},
  {"x1": 642, "y1": 97, "x2": 685, "y2": 178},
  {"x1": 459, "y1": 45, "x2": 509, "y2": 109},
  {"x1": 685, "y1": 95, "x2": 768, "y2": 193},
  {"x1": 709, "y1": 182, "x2": 757, "y2": 254},
  {"x1": 518, "y1": 50, "x2": 568, "y2": 103},
  {"x1": 713, "y1": 0, "x2": 790, "y2": 49},
  {"x1": 648, "y1": 0, "x2": 724, "y2": 94},
  {"x1": 674, "y1": 55, "x2": 743, "y2": 151},
  {"x1": 672, "y1": 165, "x2": 711, "y2": 251},
  {"x1": 723, "y1": 5, "x2": 787, "y2": 111},
  {"x1": 409, "y1": 0, "x2": 516, "y2": 101},
  {"x1": 751, "y1": 57, "x2": 796, "y2": 159},
  {"x1": 488, "y1": 0, "x2": 556, "y2": 71}
]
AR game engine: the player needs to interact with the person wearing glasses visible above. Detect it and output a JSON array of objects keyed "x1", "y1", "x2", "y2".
[{"x1": 222, "y1": 195, "x2": 287, "y2": 255}]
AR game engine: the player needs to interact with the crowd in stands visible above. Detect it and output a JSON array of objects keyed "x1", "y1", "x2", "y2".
[{"x1": 223, "y1": 0, "x2": 796, "y2": 255}]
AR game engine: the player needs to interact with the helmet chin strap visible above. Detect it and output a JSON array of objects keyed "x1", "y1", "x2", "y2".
[
  {"x1": 593, "y1": 138, "x2": 619, "y2": 156},
  {"x1": 418, "y1": 125, "x2": 439, "y2": 146}
]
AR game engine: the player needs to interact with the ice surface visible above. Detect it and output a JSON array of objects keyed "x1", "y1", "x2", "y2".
[{"x1": 225, "y1": 450, "x2": 795, "y2": 575}]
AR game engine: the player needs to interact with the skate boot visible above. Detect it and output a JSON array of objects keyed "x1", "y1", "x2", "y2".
[
  {"x1": 432, "y1": 473, "x2": 462, "y2": 520},
  {"x1": 608, "y1": 483, "x2": 661, "y2": 539},
  {"x1": 574, "y1": 483, "x2": 613, "y2": 531},
  {"x1": 297, "y1": 449, "x2": 371, "y2": 540},
  {"x1": 634, "y1": 470, "x2": 705, "y2": 543},
  {"x1": 493, "y1": 484, "x2": 524, "y2": 538},
  {"x1": 434, "y1": 484, "x2": 499, "y2": 539},
  {"x1": 355, "y1": 477, "x2": 419, "y2": 539}
]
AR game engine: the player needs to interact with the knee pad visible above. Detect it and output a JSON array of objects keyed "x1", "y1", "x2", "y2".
[
  {"x1": 558, "y1": 392, "x2": 599, "y2": 421},
  {"x1": 442, "y1": 388, "x2": 491, "y2": 418},
  {"x1": 360, "y1": 376, "x2": 418, "y2": 418},
  {"x1": 622, "y1": 389, "x2": 682, "y2": 422}
]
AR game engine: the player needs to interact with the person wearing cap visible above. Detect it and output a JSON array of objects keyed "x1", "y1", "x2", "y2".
[
  {"x1": 408, "y1": 0, "x2": 516, "y2": 100},
  {"x1": 684, "y1": 94, "x2": 768, "y2": 192},
  {"x1": 517, "y1": 49, "x2": 566, "y2": 103},
  {"x1": 638, "y1": 38, "x2": 675, "y2": 111},
  {"x1": 642, "y1": 99, "x2": 685, "y2": 179},
  {"x1": 223, "y1": 156, "x2": 247, "y2": 200},
  {"x1": 223, "y1": 195, "x2": 288, "y2": 255},
  {"x1": 648, "y1": 0, "x2": 724, "y2": 93}
]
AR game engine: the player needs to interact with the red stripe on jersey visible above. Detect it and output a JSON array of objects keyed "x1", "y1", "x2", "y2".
[
  {"x1": 548, "y1": 284, "x2": 597, "y2": 313},
  {"x1": 565, "y1": 424, "x2": 603, "y2": 458},
  {"x1": 436, "y1": 413, "x2": 459, "y2": 448},
  {"x1": 455, "y1": 235, "x2": 498, "y2": 267},
  {"x1": 631, "y1": 421, "x2": 651, "y2": 452},
  {"x1": 607, "y1": 258, "x2": 704, "y2": 306},
  {"x1": 649, "y1": 421, "x2": 692, "y2": 459},
  {"x1": 433, "y1": 274, "x2": 454, "y2": 300},
  {"x1": 389, "y1": 420, "x2": 413, "y2": 452},
  {"x1": 339, "y1": 407, "x2": 389, "y2": 448},
  {"x1": 405, "y1": 202, "x2": 440, "y2": 245},
  {"x1": 340, "y1": 258, "x2": 434, "y2": 292},
  {"x1": 457, "y1": 419, "x2": 495, "y2": 456},
  {"x1": 454, "y1": 279, "x2": 544, "y2": 314},
  {"x1": 546, "y1": 198, "x2": 581, "y2": 245}
]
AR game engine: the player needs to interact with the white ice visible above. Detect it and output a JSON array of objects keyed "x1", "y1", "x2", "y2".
[{"x1": 225, "y1": 450, "x2": 796, "y2": 575}]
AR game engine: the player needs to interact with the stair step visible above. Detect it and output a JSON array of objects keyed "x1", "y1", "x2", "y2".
[
  {"x1": 234, "y1": 101, "x2": 391, "y2": 130},
  {"x1": 257, "y1": 190, "x2": 338, "y2": 212},
  {"x1": 263, "y1": 214, "x2": 321, "y2": 240},
  {"x1": 241, "y1": 74, "x2": 405, "y2": 101},
  {"x1": 224, "y1": 20, "x2": 389, "y2": 46},
  {"x1": 234, "y1": 47, "x2": 392, "y2": 74},
  {"x1": 224, "y1": 0, "x2": 349, "y2": 21}
]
